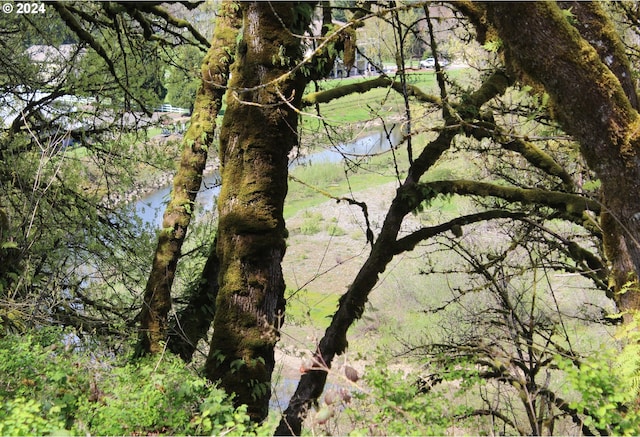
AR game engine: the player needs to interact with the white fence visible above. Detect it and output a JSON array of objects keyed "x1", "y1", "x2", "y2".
[{"x1": 157, "y1": 104, "x2": 189, "y2": 114}]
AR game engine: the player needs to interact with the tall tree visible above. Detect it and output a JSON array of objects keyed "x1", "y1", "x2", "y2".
[
  {"x1": 0, "y1": 3, "x2": 167, "y2": 335},
  {"x1": 277, "y1": 68, "x2": 520, "y2": 434},
  {"x1": 0, "y1": 0, "x2": 214, "y2": 338},
  {"x1": 203, "y1": 2, "x2": 317, "y2": 421},
  {"x1": 276, "y1": 1, "x2": 640, "y2": 433},
  {"x1": 137, "y1": 0, "x2": 240, "y2": 356},
  {"x1": 479, "y1": 1, "x2": 640, "y2": 315}
]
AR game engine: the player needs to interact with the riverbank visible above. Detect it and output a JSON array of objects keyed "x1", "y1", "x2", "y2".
[{"x1": 106, "y1": 131, "x2": 220, "y2": 207}]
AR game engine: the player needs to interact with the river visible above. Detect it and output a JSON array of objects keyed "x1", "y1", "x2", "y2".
[{"x1": 134, "y1": 125, "x2": 403, "y2": 227}]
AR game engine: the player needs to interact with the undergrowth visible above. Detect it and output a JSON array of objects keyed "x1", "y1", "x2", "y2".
[{"x1": 0, "y1": 327, "x2": 263, "y2": 436}]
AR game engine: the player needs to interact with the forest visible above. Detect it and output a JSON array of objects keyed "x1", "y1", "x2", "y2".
[{"x1": 2, "y1": 1, "x2": 640, "y2": 435}]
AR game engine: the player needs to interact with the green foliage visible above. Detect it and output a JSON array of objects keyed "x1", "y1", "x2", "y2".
[
  {"x1": 77, "y1": 356, "x2": 198, "y2": 434},
  {"x1": 74, "y1": 40, "x2": 167, "y2": 111},
  {"x1": 291, "y1": 2, "x2": 314, "y2": 34},
  {"x1": 0, "y1": 328, "x2": 254, "y2": 436},
  {"x1": 0, "y1": 328, "x2": 89, "y2": 434},
  {"x1": 483, "y1": 38, "x2": 503, "y2": 53},
  {"x1": 556, "y1": 350, "x2": 640, "y2": 435},
  {"x1": 553, "y1": 314, "x2": 640, "y2": 435},
  {"x1": 0, "y1": 398, "x2": 68, "y2": 436},
  {"x1": 165, "y1": 44, "x2": 204, "y2": 111},
  {"x1": 299, "y1": 211, "x2": 324, "y2": 235},
  {"x1": 339, "y1": 359, "x2": 452, "y2": 436},
  {"x1": 326, "y1": 223, "x2": 346, "y2": 236},
  {"x1": 331, "y1": 0, "x2": 354, "y2": 22},
  {"x1": 561, "y1": 7, "x2": 577, "y2": 25},
  {"x1": 0, "y1": 2, "x2": 178, "y2": 333},
  {"x1": 192, "y1": 390, "x2": 256, "y2": 436},
  {"x1": 0, "y1": 307, "x2": 26, "y2": 336}
]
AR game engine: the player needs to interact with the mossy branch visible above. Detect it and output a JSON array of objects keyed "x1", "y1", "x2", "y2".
[
  {"x1": 415, "y1": 179, "x2": 601, "y2": 216},
  {"x1": 302, "y1": 76, "x2": 441, "y2": 107},
  {"x1": 467, "y1": 122, "x2": 574, "y2": 190},
  {"x1": 502, "y1": 137, "x2": 574, "y2": 189},
  {"x1": 559, "y1": 1, "x2": 638, "y2": 109},
  {"x1": 142, "y1": 3, "x2": 211, "y2": 49},
  {"x1": 137, "y1": 0, "x2": 240, "y2": 358},
  {"x1": 519, "y1": 216, "x2": 609, "y2": 292}
]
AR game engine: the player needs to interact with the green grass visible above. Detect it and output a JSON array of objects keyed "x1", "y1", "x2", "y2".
[
  {"x1": 284, "y1": 160, "x2": 398, "y2": 218},
  {"x1": 285, "y1": 69, "x2": 476, "y2": 218},
  {"x1": 147, "y1": 127, "x2": 164, "y2": 137},
  {"x1": 64, "y1": 146, "x2": 89, "y2": 159},
  {"x1": 301, "y1": 69, "x2": 470, "y2": 128},
  {"x1": 284, "y1": 132, "x2": 472, "y2": 219},
  {"x1": 298, "y1": 211, "x2": 323, "y2": 235},
  {"x1": 285, "y1": 288, "x2": 340, "y2": 326}
]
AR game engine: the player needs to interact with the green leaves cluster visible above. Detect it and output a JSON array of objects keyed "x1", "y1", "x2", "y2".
[
  {"x1": 556, "y1": 350, "x2": 640, "y2": 435},
  {"x1": 341, "y1": 360, "x2": 452, "y2": 436},
  {"x1": 554, "y1": 315, "x2": 640, "y2": 435},
  {"x1": 0, "y1": 328, "x2": 254, "y2": 436},
  {"x1": 165, "y1": 44, "x2": 204, "y2": 111}
]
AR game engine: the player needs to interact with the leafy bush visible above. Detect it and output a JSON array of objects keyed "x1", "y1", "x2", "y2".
[
  {"x1": 320, "y1": 359, "x2": 453, "y2": 436},
  {"x1": 555, "y1": 322, "x2": 640, "y2": 437},
  {"x1": 0, "y1": 397, "x2": 68, "y2": 436},
  {"x1": 0, "y1": 328, "x2": 254, "y2": 435},
  {"x1": 0, "y1": 328, "x2": 84, "y2": 434},
  {"x1": 326, "y1": 223, "x2": 346, "y2": 236},
  {"x1": 556, "y1": 351, "x2": 640, "y2": 435},
  {"x1": 299, "y1": 211, "x2": 323, "y2": 235}
]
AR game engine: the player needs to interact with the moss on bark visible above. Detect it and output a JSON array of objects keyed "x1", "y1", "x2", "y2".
[
  {"x1": 485, "y1": 2, "x2": 640, "y2": 314},
  {"x1": 137, "y1": 1, "x2": 240, "y2": 356},
  {"x1": 204, "y1": 2, "x2": 314, "y2": 422},
  {"x1": 415, "y1": 180, "x2": 600, "y2": 217}
]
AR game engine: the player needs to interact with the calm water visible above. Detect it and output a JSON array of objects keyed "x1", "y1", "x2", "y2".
[{"x1": 134, "y1": 126, "x2": 403, "y2": 227}]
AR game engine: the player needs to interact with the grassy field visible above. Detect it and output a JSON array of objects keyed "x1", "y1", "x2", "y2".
[{"x1": 301, "y1": 68, "x2": 471, "y2": 128}]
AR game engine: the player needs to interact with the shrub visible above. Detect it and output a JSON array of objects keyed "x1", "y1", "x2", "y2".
[
  {"x1": 0, "y1": 328, "x2": 85, "y2": 434},
  {"x1": 315, "y1": 359, "x2": 452, "y2": 436},
  {"x1": 0, "y1": 328, "x2": 254, "y2": 435},
  {"x1": 0, "y1": 397, "x2": 67, "y2": 436},
  {"x1": 299, "y1": 211, "x2": 324, "y2": 235},
  {"x1": 326, "y1": 223, "x2": 346, "y2": 236}
]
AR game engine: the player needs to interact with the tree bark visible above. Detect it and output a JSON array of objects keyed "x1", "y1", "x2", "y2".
[
  {"x1": 204, "y1": 1, "x2": 315, "y2": 422},
  {"x1": 167, "y1": 240, "x2": 219, "y2": 362},
  {"x1": 483, "y1": 1, "x2": 640, "y2": 313},
  {"x1": 136, "y1": 1, "x2": 239, "y2": 356}
]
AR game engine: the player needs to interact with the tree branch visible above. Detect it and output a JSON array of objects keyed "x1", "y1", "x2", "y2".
[
  {"x1": 50, "y1": 1, "x2": 152, "y2": 116},
  {"x1": 302, "y1": 75, "x2": 441, "y2": 107},
  {"x1": 392, "y1": 210, "x2": 527, "y2": 255},
  {"x1": 415, "y1": 179, "x2": 601, "y2": 216}
]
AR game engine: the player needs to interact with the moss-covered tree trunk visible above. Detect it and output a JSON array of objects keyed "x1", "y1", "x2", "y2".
[
  {"x1": 137, "y1": 2, "x2": 240, "y2": 356},
  {"x1": 483, "y1": 2, "x2": 640, "y2": 314},
  {"x1": 204, "y1": 1, "x2": 314, "y2": 422}
]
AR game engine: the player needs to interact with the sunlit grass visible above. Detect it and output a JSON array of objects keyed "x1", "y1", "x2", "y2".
[
  {"x1": 301, "y1": 69, "x2": 469, "y2": 127},
  {"x1": 285, "y1": 288, "x2": 341, "y2": 326}
]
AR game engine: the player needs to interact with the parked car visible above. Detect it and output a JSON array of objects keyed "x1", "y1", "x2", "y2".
[
  {"x1": 420, "y1": 57, "x2": 449, "y2": 69},
  {"x1": 420, "y1": 57, "x2": 436, "y2": 68}
]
